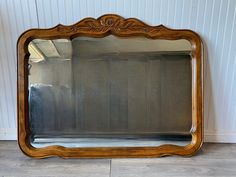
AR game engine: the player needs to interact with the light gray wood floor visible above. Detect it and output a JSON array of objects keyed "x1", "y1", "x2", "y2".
[{"x1": 0, "y1": 141, "x2": 236, "y2": 177}]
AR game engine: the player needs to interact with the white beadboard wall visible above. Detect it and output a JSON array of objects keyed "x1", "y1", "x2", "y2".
[{"x1": 0, "y1": 0, "x2": 236, "y2": 142}]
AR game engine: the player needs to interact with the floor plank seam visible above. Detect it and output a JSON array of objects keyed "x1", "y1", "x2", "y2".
[{"x1": 109, "y1": 159, "x2": 112, "y2": 177}]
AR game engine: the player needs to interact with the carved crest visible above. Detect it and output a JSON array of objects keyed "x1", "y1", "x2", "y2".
[{"x1": 57, "y1": 14, "x2": 165, "y2": 34}]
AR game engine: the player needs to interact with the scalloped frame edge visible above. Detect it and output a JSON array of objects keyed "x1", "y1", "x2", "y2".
[{"x1": 17, "y1": 14, "x2": 203, "y2": 158}]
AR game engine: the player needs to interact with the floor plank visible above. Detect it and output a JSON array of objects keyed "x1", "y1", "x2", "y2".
[
  {"x1": 0, "y1": 141, "x2": 236, "y2": 177},
  {"x1": 110, "y1": 143, "x2": 236, "y2": 177},
  {"x1": 0, "y1": 141, "x2": 110, "y2": 177}
]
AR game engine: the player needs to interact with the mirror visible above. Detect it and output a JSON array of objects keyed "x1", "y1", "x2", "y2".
[
  {"x1": 28, "y1": 36, "x2": 192, "y2": 148},
  {"x1": 18, "y1": 14, "x2": 203, "y2": 158}
]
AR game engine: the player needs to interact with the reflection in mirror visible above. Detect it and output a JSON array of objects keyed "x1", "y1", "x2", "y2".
[{"x1": 28, "y1": 36, "x2": 192, "y2": 148}]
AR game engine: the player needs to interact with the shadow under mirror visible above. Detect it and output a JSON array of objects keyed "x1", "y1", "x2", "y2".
[{"x1": 28, "y1": 36, "x2": 192, "y2": 148}]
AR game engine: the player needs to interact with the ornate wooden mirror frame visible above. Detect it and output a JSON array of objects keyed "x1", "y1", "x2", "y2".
[{"x1": 17, "y1": 14, "x2": 203, "y2": 158}]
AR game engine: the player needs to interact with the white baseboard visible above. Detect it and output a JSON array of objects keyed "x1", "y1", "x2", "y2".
[
  {"x1": 204, "y1": 132, "x2": 236, "y2": 143},
  {"x1": 1, "y1": 128, "x2": 236, "y2": 143}
]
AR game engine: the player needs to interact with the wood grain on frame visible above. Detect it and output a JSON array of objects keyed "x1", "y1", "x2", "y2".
[{"x1": 17, "y1": 14, "x2": 203, "y2": 158}]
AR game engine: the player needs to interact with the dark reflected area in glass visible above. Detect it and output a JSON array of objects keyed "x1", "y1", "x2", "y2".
[{"x1": 28, "y1": 36, "x2": 192, "y2": 147}]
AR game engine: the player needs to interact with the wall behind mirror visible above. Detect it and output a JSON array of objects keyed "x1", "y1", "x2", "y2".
[{"x1": 1, "y1": 0, "x2": 236, "y2": 143}]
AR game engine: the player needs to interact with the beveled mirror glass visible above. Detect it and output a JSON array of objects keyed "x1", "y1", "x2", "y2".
[{"x1": 18, "y1": 14, "x2": 203, "y2": 158}]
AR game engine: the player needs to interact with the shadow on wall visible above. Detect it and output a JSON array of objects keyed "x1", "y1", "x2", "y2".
[{"x1": 202, "y1": 36, "x2": 216, "y2": 139}]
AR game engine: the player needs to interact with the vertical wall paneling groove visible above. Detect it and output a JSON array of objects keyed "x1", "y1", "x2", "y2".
[
  {"x1": 228, "y1": 8, "x2": 236, "y2": 131},
  {"x1": 0, "y1": 0, "x2": 236, "y2": 142},
  {"x1": 210, "y1": 0, "x2": 227, "y2": 132},
  {"x1": 205, "y1": 0, "x2": 219, "y2": 132},
  {"x1": 0, "y1": 0, "x2": 38, "y2": 139},
  {"x1": 201, "y1": 0, "x2": 211, "y2": 131},
  {"x1": 219, "y1": 0, "x2": 236, "y2": 131}
]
